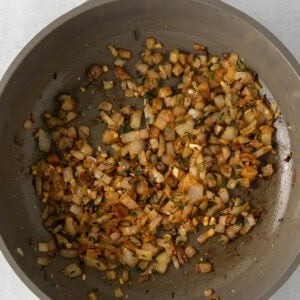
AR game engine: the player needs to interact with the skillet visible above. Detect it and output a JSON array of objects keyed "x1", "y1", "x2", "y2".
[{"x1": 0, "y1": 0, "x2": 299, "y2": 299}]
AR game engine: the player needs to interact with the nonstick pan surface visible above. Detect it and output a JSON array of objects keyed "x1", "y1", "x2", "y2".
[{"x1": 0, "y1": 0, "x2": 299, "y2": 299}]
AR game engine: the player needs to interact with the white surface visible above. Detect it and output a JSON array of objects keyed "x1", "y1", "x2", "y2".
[{"x1": 0, "y1": 0, "x2": 299, "y2": 299}]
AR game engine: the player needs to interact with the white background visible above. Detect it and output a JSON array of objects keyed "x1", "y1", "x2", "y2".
[{"x1": 0, "y1": 0, "x2": 299, "y2": 299}]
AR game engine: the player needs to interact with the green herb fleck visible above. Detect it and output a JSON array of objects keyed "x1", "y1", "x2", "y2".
[
  {"x1": 145, "y1": 116, "x2": 152, "y2": 124},
  {"x1": 62, "y1": 160, "x2": 69, "y2": 167},
  {"x1": 176, "y1": 202, "x2": 185, "y2": 210},
  {"x1": 118, "y1": 122, "x2": 131, "y2": 134},
  {"x1": 217, "y1": 112, "x2": 225, "y2": 122},
  {"x1": 135, "y1": 75, "x2": 145, "y2": 85},
  {"x1": 230, "y1": 119, "x2": 236, "y2": 126},
  {"x1": 248, "y1": 81, "x2": 254, "y2": 89},
  {"x1": 144, "y1": 91, "x2": 155, "y2": 100},
  {"x1": 208, "y1": 71, "x2": 215, "y2": 79},
  {"x1": 88, "y1": 236, "x2": 96, "y2": 242},
  {"x1": 133, "y1": 179, "x2": 140, "y2": 189},
  {"x1": 88, "y1": 201, "x2": 97, "y2": 212},
  {"x1": 129, "y1": 210, "x2": 138, "y2": 217},
  {"x1": 234, "y1": 164, "x2": 242, "y2": 169},
  {"x1": 199, "y1": 110, "x2": 212, "y2": 122},
  {"x1": 149, "y1": 195, "x2": 158, "y2": 204},
  {"x1": 178, "y1": 157, "x2": 188, "y2": 170},
  {"x1": 236, "y1": 58, "x2": 243, "y2": 71},
  {"x1": 134, "y1": 169, "x2": 143, "y2": 176},
  {"x1": 177, "y1": 239, "x2": 185, "y2": 246},
  {"x1": 218, "y1": 181, "x2": 227, "y2": 189}
]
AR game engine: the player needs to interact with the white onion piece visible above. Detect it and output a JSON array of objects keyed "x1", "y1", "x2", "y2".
[
  {"x1": 122, "y1": 246, "x2": 138, "y2": 267},
  {"x1": 62, "y1": 263, "x2": 82, "y2": 278},
  {"x1": 175, "y1": 119, "x2": 195, "y2": 137},
  {"x1": 188, "y1": 184, "x2": 203, "y2": 204},
  {"x1": 38, "y1": 129, "x2": 51, "y2": 152}
]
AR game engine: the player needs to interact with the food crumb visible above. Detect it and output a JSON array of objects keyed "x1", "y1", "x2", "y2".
[
  {"x1": 113, "y1": 287, "x2": 124, "y2": 298},
  {"x1": 88, "y1": 291, "x2": 98, "y2": 300},
  {"x1": 203, "y1": 288, "x2": 213, "y2": 297},
  {"x1": 16, "y1": 247, "x2": 24, "y2": 256},
  {"x1": 23, "y1": 119, "x2": 33, "y2": 130},
  {"x1": 195, "y1": 262, "x2": 213, "y2": 273}
]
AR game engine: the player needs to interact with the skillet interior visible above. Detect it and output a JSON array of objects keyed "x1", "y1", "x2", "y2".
[{"x1": 0, "y1": 0, "x2": 299, "y2": 299}]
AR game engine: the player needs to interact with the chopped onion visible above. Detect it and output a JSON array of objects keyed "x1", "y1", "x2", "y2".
[
  {"x1": 31, "y1": 38, "x2": 277, "y2": 291},
  {"x1": 37, "y1": 257, "x2": 48, "y2": 266},
  {"x1": 38, "y1": 129, "x2": 51, "y2": 152},
  {"x1": 122, "y1": 246, "x2": 138, "y2": 267},
  {"x1": 38, "y1": 242, "x2": 49, "y2": 253},
  {"x1": 62, "y1": 263, "x2": 82, "y2": 278}
]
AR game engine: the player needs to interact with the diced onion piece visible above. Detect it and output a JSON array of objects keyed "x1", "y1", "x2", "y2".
[
  {"x1": 38, "y1": 129, "x2": 51, "y2": 153},
  {"x1": 114, "y1": 287, "x2": 124, "y2": 298},
  {"x1": 124, "y1": 140, "x2": 145, "y2": 157},
  {"x1": 83, "y1": 256, "x2": 107, "y2": 271},
  {"x1": 149, "y1": 169, "x2": 164, "y2": 183},
  {"x1": 88, "y1": 292, "x2": 98, "y2": 300},
  {"x1": 175, "y1": 119, "x2": 195, "y2": 137},
  {"x1": 38, "y1": 242, "x2": 49, "y2": 253},
  {"x1": 103, "y1": 80, "x2": 114, "y2": 90},
  {"x1": 188, "y1": 184, "x2": 203, "y2": 204},
  {"x1": 218, "y1": 188, "x2": 229, "y2": 203},
  {"x1": 120, "y1": 129, "x2": 149, "y2": 143},
  {"x1": 203, "y1": 288, "x2": 213, "y2": 297},
  {"x1": 197, "y1": 229, "x2": 215, "y2": 244},
  {"x1": 130, "y1": 110, "x2": 142, "y2": 129},
  {"x1": 158, "y1": 87, "x2": 172, "y2": 98},
  {"x1": 59, "y1": 249, "x2": 78, "y2": 258},
  {"x1": 66, "y1": 111, "x2": 77, "y2": 122},
  {"x1": 195, "y1": 262, "x2": 213, "y2": 273},
  {"x1": 154, "y1": 110, "x2": 174, "y2": 130},
  {"x1": 118, "y1": 48, "x2": 132, "y2": 60},
  {"x1": 149, "y1": 214, "x2": 162, "y2": 232},
  {"x1": 115, "y1": 67, "x2": 131, "y2": 80},
  {"x1": 120, "y1": 194, "x2": 139, "y2": 210},
  {"x1": 107, "y1": 44, "x2": 118, "y2": 57},
  {"x1": 114, "y1": 57, "x2": 126, "y2": 67},
  {"x1": 121, "y1": 226, "x2": 138, "y2": 236},
  {"x1": 185, "y1": 246, "x2": 196, "y2": 258},
  {"x1": 106, "y1": 270, "x2": 117, "y2": 281},
  {"x1": 169, "y1": 49, "x2": 179, "y2": 64},
  {"x1": 221, "y1": 126, "x2": 238, "y2": 141},
  {"x1": 261, "y1": 163, "x2": 273, "y2": 177},
  {"x1": 61, "y1": 96, "x2": 76, "y2": 111},
  {"x1": 156, "y1": 251, "x2": 171, "y2": 274},
  {"x1": 62, "y1": 263, "x2": 82, "y2": 278},
  {"x1": 135, "y1": 61, "x2": 149, "y2": 74},
  {"x1": 240, "y1": 120, "x2": 257, "y2": 136},
  {"x1": 122, "y1": 246, "x2": 138, "y2": 267},
  {"x1": 253, "y1": 145, "x2": 272, "y2": 158},
  {"x1": 136, "y1": 249, "x2": 154, "y2": 261},
  {"x1": 99, "y1": 101, "x2": 113, "y2": 111},
  {"x1": 37, "y1": 257, "x2": 49, "y2": 266}
]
